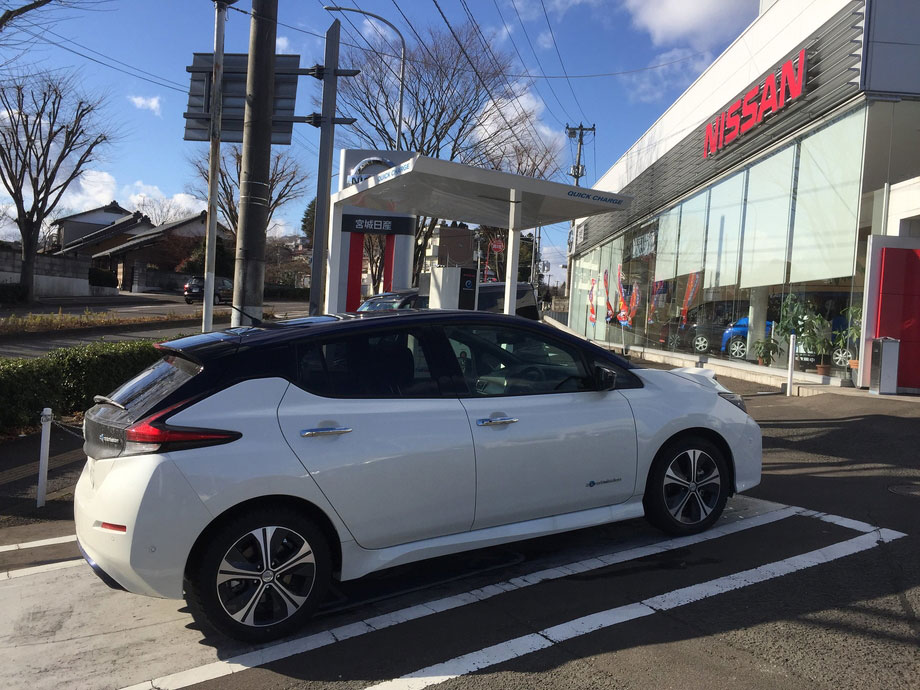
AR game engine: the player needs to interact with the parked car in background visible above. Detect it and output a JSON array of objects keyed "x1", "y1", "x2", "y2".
[
  {"x1": 719, "y1": 317, "x2": 778, "y2": 359},
  {"x1": 357, "y1": 282, "x2": 540, "y2": 320},
  {"x1": 184, "y1": 276, "x2": 232, "y2": 304},
  {"x1": 75, "y1": 310, "x2": 761, "y2": 642},
  {"x1": 657, "y1": 301, "x2": 743, "y2": 354}
]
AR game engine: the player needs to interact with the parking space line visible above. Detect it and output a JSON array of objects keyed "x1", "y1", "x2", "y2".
[
  {"x1": 0, "y1": 535, "x2": 77, "y2": 553},
  {"x1": 364, "y1": 527, "x2": 907, "y2": 690},
  {"x1": 118, "y1": 504, "x2": 801, "y2": 690},
  {"x1": 1, "y1": 558, "x2": 84, "y2": 581}
]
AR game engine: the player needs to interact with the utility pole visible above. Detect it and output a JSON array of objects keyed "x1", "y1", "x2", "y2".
[
  {"x1": 232, "y1": 0, "x2": 277, "y2": 327},
  {"x1": 308, "y1": 20, "x2": 358, "y2": 316},
  {"x1": 202, "y1": 0, "x2": 235, "y2": 333},
  {"x1": 565, "y1": 123, "x2": 594, "y2": 297}
]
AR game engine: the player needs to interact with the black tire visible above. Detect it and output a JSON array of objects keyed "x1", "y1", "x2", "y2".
[
  {"x1": 643, "y1": 435, "x2": 729, "y2": 536},
  {"x1": 214, "y1": 292, "x2": 222, "y2": 305},
  {"x1": 185, "y1": 506, "x2": 331, "y2": 642},
  {"x1": 185, "y1": 298, "x2": 193, "y2": 304}
]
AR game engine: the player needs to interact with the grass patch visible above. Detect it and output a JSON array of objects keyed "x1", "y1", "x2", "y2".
[{"x1": 0, "y1": 307, "x2": 232, "y2": 335}]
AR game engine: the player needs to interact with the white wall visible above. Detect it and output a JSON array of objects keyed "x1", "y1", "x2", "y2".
[{"x1": 594, "y1": 0, "x2": 852, "y2": 195}]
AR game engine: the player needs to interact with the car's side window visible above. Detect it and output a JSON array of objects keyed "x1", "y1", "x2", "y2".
[
  {"x1": 442, "y1": 324, "x2": 591, "y2": 396},
  {"x1": 296, "y1": 328, "x2": 440, "y2": 398}
]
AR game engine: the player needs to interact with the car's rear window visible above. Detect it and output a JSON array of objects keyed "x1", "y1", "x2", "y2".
[
  {"x1": 358, "y1": 298, "x2": 403, "y2": 311},
  {"x1": 107, "y1": 356, "x2": 201, "y2": 416}
]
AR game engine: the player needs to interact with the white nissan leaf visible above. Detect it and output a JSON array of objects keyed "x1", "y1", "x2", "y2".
[{"x1": 75, "y1": 310, "x2": 761, "y2": 641}]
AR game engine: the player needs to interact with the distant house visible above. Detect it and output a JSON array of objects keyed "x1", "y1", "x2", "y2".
[
  {"x1": 52, "y1": 201, "x2": 132, "y2": 248},
  {"x1": 57, "y1": 210, "x2": 155, "y2": 259},
  {"x1": 92, "y1": 211, "x2": 231, "y2": 292}
]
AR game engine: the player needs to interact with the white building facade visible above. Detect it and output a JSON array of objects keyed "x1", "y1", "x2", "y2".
[{"x1": 569, "y1": 0, "x2": 920, "y2": 390}]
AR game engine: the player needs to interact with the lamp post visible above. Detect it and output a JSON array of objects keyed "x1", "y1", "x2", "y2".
[{"x1": 323, "y1": 6, "x2": 405, "y2": 149}]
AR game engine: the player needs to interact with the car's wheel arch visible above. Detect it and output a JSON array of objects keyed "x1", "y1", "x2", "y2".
[
  {"x1": 185, "y1": 494, "x2": 344, "y2": 584},
  {"x1": 643, "y1": 427, "x2": 736, "y2": 498}
]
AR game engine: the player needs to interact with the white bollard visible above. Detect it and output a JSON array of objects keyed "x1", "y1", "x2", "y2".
[
  {"x1": 37, "y1": 407, "x2": 52, "y2": 508},
  {"x1": 786, "y1": 334, "x2": 796, "y2": 397}
]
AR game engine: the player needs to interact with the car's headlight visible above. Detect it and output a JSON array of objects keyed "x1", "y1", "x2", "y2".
[{"x1": 718, "y1": 391, "x2": 746, "y2": 413}]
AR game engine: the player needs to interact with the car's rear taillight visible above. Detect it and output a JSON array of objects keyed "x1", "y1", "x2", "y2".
[{"x1": 123, "y1": 400, "x2": 240, "y2": 456}]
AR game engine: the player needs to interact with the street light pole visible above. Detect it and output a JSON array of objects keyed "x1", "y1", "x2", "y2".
[{"x1": 324, "y1": 6, "x2": 405, "y2": 149}]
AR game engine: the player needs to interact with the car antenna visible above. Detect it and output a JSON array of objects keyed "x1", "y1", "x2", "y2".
[{"x1": 226, "y1": 302, "x2": 282, "y2": 329}]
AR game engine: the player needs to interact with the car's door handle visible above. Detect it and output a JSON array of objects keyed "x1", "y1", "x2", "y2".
[
  {"x1": 476, "y1": 417, "x2": 519, "y2": 426},
  {"x1": 301, "y1": 427, "x2": 353, "y2": 437}
]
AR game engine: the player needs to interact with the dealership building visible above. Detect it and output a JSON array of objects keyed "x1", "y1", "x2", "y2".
[{"x1": 568, "y1": 0, "x2": 920, "y2": 392}]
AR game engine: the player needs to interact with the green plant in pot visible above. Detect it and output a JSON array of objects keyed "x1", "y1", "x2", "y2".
[
  {"x1": 834, "y1": 305, "x2": 862, "y2": 370},
  {"x1": 801, "y1": 313, "x2": 834, "y2": 376},
  {"x1": 775, "y1": 294, "x2": 808, "y2": 369},
  {"x1": 752, "y1": 337, "x2": 779, "y2": 366}
]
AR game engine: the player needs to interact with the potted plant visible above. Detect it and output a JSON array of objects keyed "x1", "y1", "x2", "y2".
[
  {"x1": 775, "y1": 294, "x2": 807, "y2": 369},
  {"x1": 834, "y1": 305, "x2": 862, "y2": 373},
  {"x1": 801, "y1": 313, "x2": 834, "y2": 376},
  {"x1": 752, "y1": 337, "x2": 779, "y2": 366}
]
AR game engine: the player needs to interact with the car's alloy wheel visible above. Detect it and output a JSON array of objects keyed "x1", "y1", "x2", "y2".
[
  {"x1": 667, "y1": 333, "x2": 680, "y2": 349},
  {"x1": 644, "y1": 436, "x2": 729, "y2": 535},
  {"x1": 693, "y1": 335, "x2": 710, "y2": 353},
  {"x1": 728, "y1": 337, "x2": 747, "y2": 359},
  {"x1": 186, "y1": 507, "x2": 330, "y2": 641},
  {"x1": 832, "y1": 347, "x2": 852, "y2": 367},
  {"x1": 214, "y1": 293, "x2": 222, "y2": 305}
]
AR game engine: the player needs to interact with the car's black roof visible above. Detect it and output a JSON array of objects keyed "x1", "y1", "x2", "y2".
[{"x1": 158, "y1": 309, "x2": 633, "y2": 369}]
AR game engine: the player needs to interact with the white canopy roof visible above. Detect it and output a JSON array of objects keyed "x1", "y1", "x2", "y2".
[{"x1": 331, "y1": 154, "x2": 631, "y2": 230}]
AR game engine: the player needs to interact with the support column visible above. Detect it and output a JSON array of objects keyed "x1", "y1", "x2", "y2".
[
  {"x1": 383, "y1": 234, "x2": 396, "y2": 292},
  {"x1": 324, "y1": 202, "x2": 347, "y2": 313},
  {"x1": 504, "y1": 188, "x2": 522, "y2": 315},
  {"x1": 392, "y1": 233, "x2": 414, "y2": 291},
  {"x1": 748, "y1": 286, "x2": 769, "y2": 362},
  {"x1": 346, "y1": 232, "x2": 365, "y2": 311}
]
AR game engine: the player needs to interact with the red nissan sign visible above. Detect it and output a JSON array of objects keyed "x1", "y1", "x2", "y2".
[{"x1": 703, "y1": 48, "x2": 807, "y2": 159}]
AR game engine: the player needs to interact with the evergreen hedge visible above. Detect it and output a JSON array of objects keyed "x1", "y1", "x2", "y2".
[{"x1": 0, "y1": 340, "x2": 161, "y2": 433}]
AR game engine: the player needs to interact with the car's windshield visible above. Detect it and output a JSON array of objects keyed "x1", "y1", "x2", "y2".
[{"x1": 357, "y1": 297, "x2": 403, "y2": 311}]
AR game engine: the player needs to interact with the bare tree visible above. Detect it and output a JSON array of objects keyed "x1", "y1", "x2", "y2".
[
  {"x1": 133, "y1": 196, "x2": 188, "y2": 226},
  {"x1": 0, "y1": 71, "x2": 112, "y2": 301},
  {"x1": 336, "y1": 22, "x2": 560, "y2": 284},
  {"x1": 0, "y1": 1, "x2": 110, "y2": 69},
  {"x1": 188, "y1": 145, "x2": 310, "y2": 237}
]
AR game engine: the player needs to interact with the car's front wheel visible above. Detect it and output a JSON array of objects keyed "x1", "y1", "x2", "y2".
[
  {"x1": 692, "y1": 334, "x2": 710, "y2": 353},
  {"x1": 644, "y1": 436, "x2": 729, "y2": 536},
  {"x1": 185, "y1": 298, "x2": 193, "y2": 304},
  {"x1": 185, "y1": 507, "x2": 331, "y2": 641}
]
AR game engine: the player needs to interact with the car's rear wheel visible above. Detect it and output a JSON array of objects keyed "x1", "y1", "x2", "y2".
[
  {"x1": 644, "y1": 436, "x2": 729, "y2": 536},
  {"x1": 186, "y1": 507, "x2": 330, "y2": 641},
  {"x1": 214, "y1": 292, "x2": 222, "y2": 305},
  {"x1": 185, "y1": 298, "x2": 193, "y2": 304},
  {"x1": 728, "y1": 337, "x2": 747, "y2": 359},
  {"x1": 832, "y1": 347, "x2": 853, "y2": 368},
  {"x1": 692, "y1": 335, "x2": 710, "y2": 353}
]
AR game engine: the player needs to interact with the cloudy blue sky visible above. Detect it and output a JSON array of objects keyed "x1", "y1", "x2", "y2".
[{"x1": 1, "y1": 0, "x2": 759, "y2": 285}]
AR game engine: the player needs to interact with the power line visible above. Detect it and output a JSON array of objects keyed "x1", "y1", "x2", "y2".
[
  {"x1": 11, "y1": 22, "x2": 187, "y2": 93},
  {"x1": 226, "y1": 3, "x2": 702, "y2": 82},
  {"x1": 538, "y1": 0, "x2": 589, "y2": 122},
  {"x1": 508, "y1": 0, "x2": 575, "y2": 124},
  {"x1": 489, "y1": 0, "x2": 565, "y2": 129},
  {"x1": 456, "y1": 0, "x2": 557, "y2": 159},
  {"x1": 430, "y1": 0, "x2": 548, "y2": 175}
]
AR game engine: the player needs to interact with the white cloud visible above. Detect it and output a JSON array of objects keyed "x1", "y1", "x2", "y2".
[
  {"x1": 475, "y1": 84, "x2": 565, "y2": 163},
  {"x1": 267, "y1": 217, "x2": 293, "y2": 238},
  {"x1": 60, "y1": 170, "x2": 118, "y2": 210},
  {"x1": 127, "y1": 95, "x2": 162, "y2": 117},
  {"x1": 620, "y1": 0, "x2": 758, "y2": 51},
  {"x1": 623, "y1": 48, "x2": 713, "y2": 103},
  {"x1": 276, "y1": 36, "x2": 292, "y2": 53},
  {"x1": 511, "y1": 0, "x2": 603, "y2": 22},
  {"x1": 536, "y1": 30, "x2": 554, "y2": 51},
  {"x1": 124, "y1": 181, "x2": 206, "y2": 217},
  {"x1": 360, "y1": 17, "x2": 395, "y2": 44}
]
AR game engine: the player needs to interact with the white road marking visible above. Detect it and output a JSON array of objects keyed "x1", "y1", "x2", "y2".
[
  {"x1": 0, "y1": 534, "x2": 77, "y2": 553},
  {"x1": 119, "y1": 504, "x2": 800, "y2": 690},
  {"x1": 1, "y1": 558, "x2": 84, "y2": 581},
  {"x1": 364, "y1": 527, "x2": 907, "y2": 690}
]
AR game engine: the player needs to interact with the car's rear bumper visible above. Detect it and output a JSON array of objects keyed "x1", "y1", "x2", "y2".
[{"x1": 74, "y1": 454, "x2": 214, "y2": 599}]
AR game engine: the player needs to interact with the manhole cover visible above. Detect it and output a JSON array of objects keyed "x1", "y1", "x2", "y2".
[{"x1": 888, "y1": 484, "x2": 920, "y2": 498}]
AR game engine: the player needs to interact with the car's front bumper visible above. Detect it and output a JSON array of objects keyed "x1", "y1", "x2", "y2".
[{"x1": 74, "y1": 453, "x2": 214, "y2": 599}]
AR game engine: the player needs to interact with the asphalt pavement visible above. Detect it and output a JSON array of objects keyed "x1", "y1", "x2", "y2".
[{"x1": 0, "y1": 375, "x2": 917, "y2": 690}]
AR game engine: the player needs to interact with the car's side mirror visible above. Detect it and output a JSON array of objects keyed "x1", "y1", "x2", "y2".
[{"x1": 595, "y1": 366, "x2": 617, "y2": 391}]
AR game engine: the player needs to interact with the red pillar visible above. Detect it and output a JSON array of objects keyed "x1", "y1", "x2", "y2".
[{"x1": 346, "y1": 232, "x2": 364, "y2": 311}]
